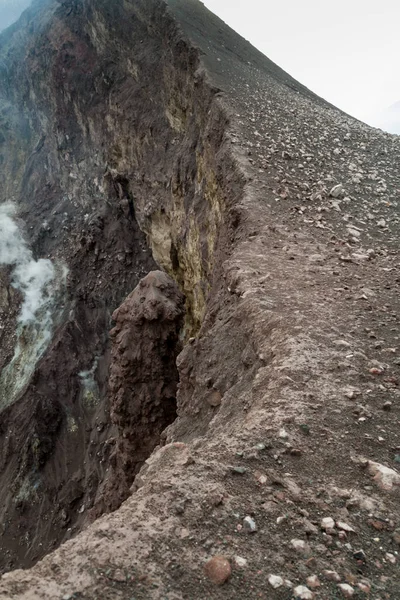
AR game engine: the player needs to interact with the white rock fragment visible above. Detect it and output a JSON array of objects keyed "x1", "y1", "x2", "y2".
[
  {"x1": 306, "y1": 575, "x2": 320, "y2": 588},
  {"x1": 330, "y1": 184, "x2": 345, "y2": 198},
  {"x1": 321, "y1": 517, "x2": 335, "y2": 530},
  {"x1": 290, "y1": 539, "x2": 310, "y2": 554},
  {"x1": 279, "y1": 428, "x2": 289, "y2": 439},
  {"x1": 336, "y1": 521, "x2": 356, "y2": 533},
  {"x1": 233, "y1": 556, "x2": 248, "y2": 568},
  {"x1": 338, "y1": 583, "x2": 355, "y2": 597},
  {"x1": 386, "y1": 553, "x2": 396, "y2": 564},
  {"x1": 293, "y1": 585, "x2": 314, "y2": 599},
  {"x1": 243, "y1": 516, "x2": 257, "y2": 532},
  {"x1": 367, "y1": 460, "x2": 400, "y2": 491},
  {"x1": 268, "y1": 575, "x2": 284, "y2": 589}
]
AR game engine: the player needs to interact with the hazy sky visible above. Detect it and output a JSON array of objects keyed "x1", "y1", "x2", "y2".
[
  {"x1": 0, "y1": 0, "x2": 31, "y2": 31},
  {"x1": 203, "y1": 0, "x2": 400, "y2": 132},
  {"x1": 0, "y1": 0, "x2": 399, "y2": 132}
]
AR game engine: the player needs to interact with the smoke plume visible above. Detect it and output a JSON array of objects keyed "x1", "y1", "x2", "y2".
[{"x1": 0, "y1": 201, "x2": 55, "y2": 324}]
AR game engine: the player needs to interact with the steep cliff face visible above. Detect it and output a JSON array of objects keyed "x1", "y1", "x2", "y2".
[
  {"x1": 0, "y1": 0, "x2": 254, "y2": 570},
  {"x1": 0, "y1": 0, "x2": 400, "y2": 598},
  {"x1": 0, "y1": 0, "x2": 232, "y2": 570}
]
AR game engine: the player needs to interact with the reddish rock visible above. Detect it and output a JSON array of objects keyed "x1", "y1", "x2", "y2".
[{"x1": 204, "y1": 556, "x2": 231, "y2": 585}]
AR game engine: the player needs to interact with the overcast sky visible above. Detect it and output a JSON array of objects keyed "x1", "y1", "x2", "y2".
[
  {"x1": 203, "y1": 0, "x2": 400, "y2": 132},
  {"x1": 0, "y1": 0, "x2": 31, "y2": 31},
  {"x1": 0, "y1": 0, "x2": 399, "y2": 132}
]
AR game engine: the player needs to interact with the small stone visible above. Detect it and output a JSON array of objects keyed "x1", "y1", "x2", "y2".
[
  {"x1": 353, "y1": 549, "x2": 366, "y2": 563},
  {"x1": 369, "y1": 367, "x2": 384, "y2": 375},
  {"x1": 293, "y1": 585, "x2": 314, "y2": 599},
  {"x1": 392, "y1": 529, "x2": 400, "y2": 545},
  {"x1": 268, "y1": 575, "x2": 284, "y2": 589},
  {"x1": 367, "y1": 460, "x2": 400, "y2": 491},
  {"x1": 230, "y1": 466, "x2": 247, "y2": 475},
  {"x1": 323, "y1": 570, "x2": 341, "y2": 582},
  {"x1": 358, "y1": 582, "x2": 371, "y2": 593},
  {"x1": 330, "y1": 184, "x2": 345, "y2": 198},
  {"x1": 368, "y1": 519, "x2": 385, "y2": 531},
  {"x1": 276, "y1": 515, "x2": 287, "y2": 525},
  {"x1": 204, "y1": 556, "x2": 231, "y2": 585},
  {"x1": 303, "y1": 519, "x2": 318, "y2": 535},
  {"x1": 336, "y1": 521, "x2": 355, "y2": 533},
  {"x1": 254, "y1": 471, "x2": 268, "y2": 485},
  {"x1": 233, "y1": 556, "x2": 248, "y2": 568},
  {"x1": 290, "y1": 448, "x2": 302, "y2": 456},
  {"x1": 279, "y1": 428, "x2": 289, "y2": 439},
  {"x1": 306, "y1": 575, "x2": 320, "y2": 589},
  {"x1": 243, "y1": 516, "x2": 257, "y2": 533},
  {"x1": 338, "y1": 583, "x2": 355, "y2": 597},
  {"x1": 110, "y1": 569, "x2": 126, "y2": 582},
  {"x1": 291, "y1": 539, "x2": 310, "y2": 555},
  {"x1": 207, "y1": 390, "x2": 222, "y2": 407},
  {"x1": 299, "y1": 424, "x2": 311, "y2": 435},
  {"x1": 385, "y1": 553, "x2": 396, "y2": 564},
  {"x1": 321, "y1": 517, "x2": 335, "y2": 530},
  {"x1": 382, "y1": 401, "x2": 392, "y2": 411}
]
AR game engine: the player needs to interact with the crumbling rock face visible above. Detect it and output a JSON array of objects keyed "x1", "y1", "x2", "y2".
[{"x1": 94, "y1": 271, "x2": 185, "y2": 514}]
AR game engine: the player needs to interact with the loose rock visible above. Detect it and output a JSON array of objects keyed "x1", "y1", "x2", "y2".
[
  {"x1": 293, "y1": 585, "x2": 314, "y2": 599},
  {"x1": 367, "y1": 460, "x2": 400, "y2": 491},
  {"x1": 321, "y1": 517, "x2": 335, "y2": 530},
  {"x1": 204, "y1": 556, "x2": 231, "y2": 585},
  {"x1": 268, "y1": 575, "x2": 284, "y2": 589},
  {"x1": 243, "y1": 516, "x2": 257, "y2": 533},
  {"x1": 338, "y1": 583, "x2": 355, "y2": 597}
]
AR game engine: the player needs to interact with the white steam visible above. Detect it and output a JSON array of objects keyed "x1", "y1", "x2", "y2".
[
  {"x1": 0, "y1": 202, "x2": 67, "y2": 409},
  {"x1": 0, "y1": 201, "x2": 55, "y2": 324}
]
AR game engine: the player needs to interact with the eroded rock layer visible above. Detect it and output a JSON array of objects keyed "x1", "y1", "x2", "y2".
[{"x1": 95, "y1": 270, "x2": 185, "y2": 515}]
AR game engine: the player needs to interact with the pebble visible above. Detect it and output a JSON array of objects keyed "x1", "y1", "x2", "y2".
[
  {"x1": 233, "y1": 556, "x2": 248, "y2": 568},
  {"x1": 293, "y1": 585, "x2": 314, "y2": 599},
  {"x1": 231, "y1": 466, "x2": 247, "y2": 475},
  {"x1": 330, "y1": 184, "x2": 344, "y2": 198},
  {"x1": 353, "y1": 549, "x2": 366, "y2": 563},
  {"x1": 323, "y1": 570, "x2": 341, "y2": 582},
  {"x1": 110, "y1": 569, "x2": 126, "y2": 582},
  {"x1": 336, "y1": 521, "x2": 355, "y2": 533},
  {"x1": 303, "y1": 519, "x2": 318, "y2": 535},
  {"x1": 291, "y1": 539, "x2": 311, "y2": 555},
  {"x1": 367, "y1": 460, "x2": 400, "y2": 491},
  {"x1": 338, "y1": 583, "x2": 355, "y2": 597},
  {"x1": 243, "y1": 516, "x2": 257, "y2": 533},
  {"x1": 392, "y1": 529, "x2": 400, "y2": 545},
  {"x1": 385, "y1": 553, "x2": 396, "y2": 564},
  {"x1": 321, "y1": 517, "x2": 335, "y2": 530},
  {"x1": 358, "y1": 581, "x2": 371, "y2": 593},
  {"x1": 306, "y1": 575, "x2": 320, "y2": 588},
  {"x1": 268, "y1": 575, "x2": 284, "y2": 589},
  {"x1": 204, "y1": 556, "x2": 231, "y2": 585}
]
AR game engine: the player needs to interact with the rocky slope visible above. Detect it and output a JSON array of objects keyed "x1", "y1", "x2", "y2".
[{"x1": 0, "y1": 0, "x2": 399, "y2": 598}]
